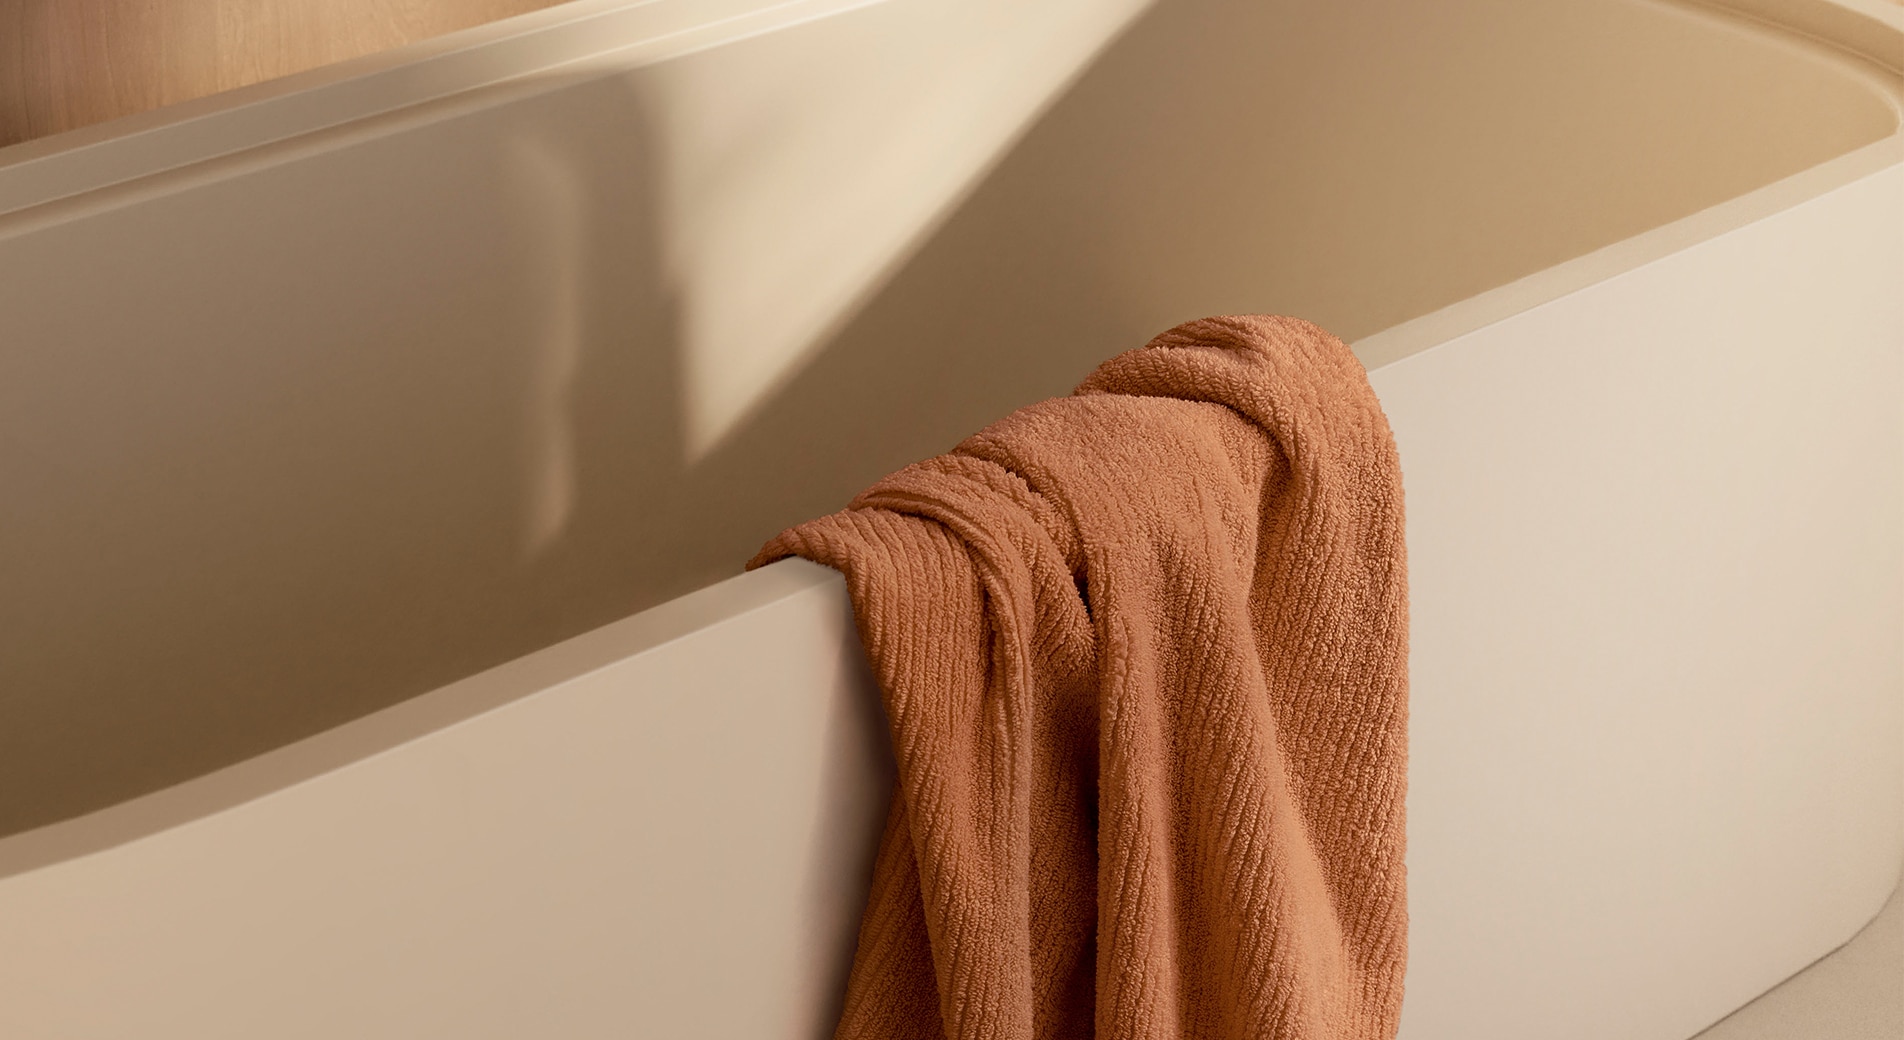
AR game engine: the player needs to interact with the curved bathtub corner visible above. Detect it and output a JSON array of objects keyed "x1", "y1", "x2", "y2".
[{"x1": 0, "y1": 0, "x2": 1898, "y2": 1037}]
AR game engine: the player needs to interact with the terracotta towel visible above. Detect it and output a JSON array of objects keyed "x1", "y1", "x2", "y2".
[{"x1": 750, "y1": 315, "x2": 1407, "y2": 1039}]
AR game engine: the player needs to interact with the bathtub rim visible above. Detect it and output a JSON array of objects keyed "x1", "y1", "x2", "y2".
[
  {"x1": 0, "y1": 0, "x2": 1898, "y2": 370},
  {"x1": 0, "y1": 557, "x2": 852, "y2": 881},
  {"x1": 0, "y1": 0, "x2": 894, "y2": 219},
  {"x1": 1351, "y1": 132, "x2": 1904, "y2": 371},
  {"x1": 1346, "y1": 0, "x2": 1904, "y2": 369}
]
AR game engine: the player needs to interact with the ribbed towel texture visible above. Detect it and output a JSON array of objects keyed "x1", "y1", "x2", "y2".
[{"x1": 749, "y1": 315, "x2": 1408, "y2": 1039}]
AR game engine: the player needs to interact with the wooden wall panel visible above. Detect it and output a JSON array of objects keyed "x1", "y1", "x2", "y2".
[
  {"x1": 0, "y1": 0, "x2": 571, "y2": 148},
  {"x1": 0, "y1": 4, "x2": 24, "y2": 147}
]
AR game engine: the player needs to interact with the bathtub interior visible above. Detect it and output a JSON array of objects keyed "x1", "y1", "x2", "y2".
[{"x1": 0, "y1": 0, "x2": 1897, "y2": 844}]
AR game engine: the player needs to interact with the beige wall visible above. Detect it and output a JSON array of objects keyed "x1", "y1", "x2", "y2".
[{"x1": 0, "y1": 0, "x2": 573, "y2": 147}]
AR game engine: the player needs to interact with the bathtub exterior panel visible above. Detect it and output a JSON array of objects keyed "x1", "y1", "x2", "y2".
[
  {"x1": 1373, "y1": 159, "x2": 1904, "y2": 1040},
  {"x1": 0, "y1": 559, "x2": 893, "y2": 1039}
]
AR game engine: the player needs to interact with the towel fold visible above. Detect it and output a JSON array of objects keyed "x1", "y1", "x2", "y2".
[{"x1": 751, "y1": 315, "x2": 1408, "y2": 1040}]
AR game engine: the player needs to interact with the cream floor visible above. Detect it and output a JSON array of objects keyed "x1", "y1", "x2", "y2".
[{"x1": 1694, "y1": 875, "x2": 1904, "y2": 1040}]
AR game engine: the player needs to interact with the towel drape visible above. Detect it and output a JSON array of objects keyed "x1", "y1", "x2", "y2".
[{"x1": 751, "y1": 315, "x2": 1408, "y2": 1040}]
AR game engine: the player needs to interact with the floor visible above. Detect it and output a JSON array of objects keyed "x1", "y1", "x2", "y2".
[{"x1": 1694, "y1": 876, "x2": 1904, "y2": 1040}]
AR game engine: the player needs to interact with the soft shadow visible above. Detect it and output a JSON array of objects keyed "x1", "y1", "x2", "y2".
[
  {"x1": 2, "y1": 0, "x2": 1890, "y2": 839},
  {"x1": 0, "y1": 70, "x2": 688, "y2": 836}
]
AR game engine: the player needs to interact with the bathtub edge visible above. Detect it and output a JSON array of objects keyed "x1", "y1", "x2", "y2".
[
  {"x1": 0, "y1": 557, "x2": 848, "y2": 880},
  {"x1": 1353, "y1": 134, "x2": 1904, "y2": 373}
]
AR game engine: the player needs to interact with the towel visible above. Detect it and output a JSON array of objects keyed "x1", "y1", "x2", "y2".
[{"x1": 750, "y1": 315, "x2": 1408, "y2": 1039}]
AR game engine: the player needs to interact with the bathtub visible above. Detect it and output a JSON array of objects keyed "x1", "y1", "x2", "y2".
[{"x1": 0, "y1": 0, "x2": 1898, "y2": 1035}]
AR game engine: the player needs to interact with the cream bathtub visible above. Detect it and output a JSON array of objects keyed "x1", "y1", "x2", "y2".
[{"x1": 0, "y1": 0, "x2": 1899, "y2": 1036}]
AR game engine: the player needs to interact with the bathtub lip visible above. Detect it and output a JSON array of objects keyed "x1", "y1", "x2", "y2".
[
  {"x1": 0, "y1": 0, "x2": 891, "y2": 221},
  {"x1": 1352, "y1": 133, "x2": 1904, "y2": 372},
  {"x1": 1349, "y1": 0, "x2": 1904, "y2": 372},
  {"x1": 0, "y1": 557, "x2": 848, "y2": 882},
  {"x1": 1685, "y1": 0, "x2": 1904, "y2": 85},
  {"x1": 0, "y1": 0, "x2": 1896, "y2": 225}
]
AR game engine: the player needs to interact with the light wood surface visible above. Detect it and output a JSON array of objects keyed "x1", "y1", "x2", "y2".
[{"x1": 0, "y1": 0, "x2": 573, "y2": 147}]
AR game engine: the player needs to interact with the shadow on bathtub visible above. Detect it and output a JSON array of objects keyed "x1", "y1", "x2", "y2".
[{"x1": 0, "y1": 0, "x2": 1891, "y2": 840}]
